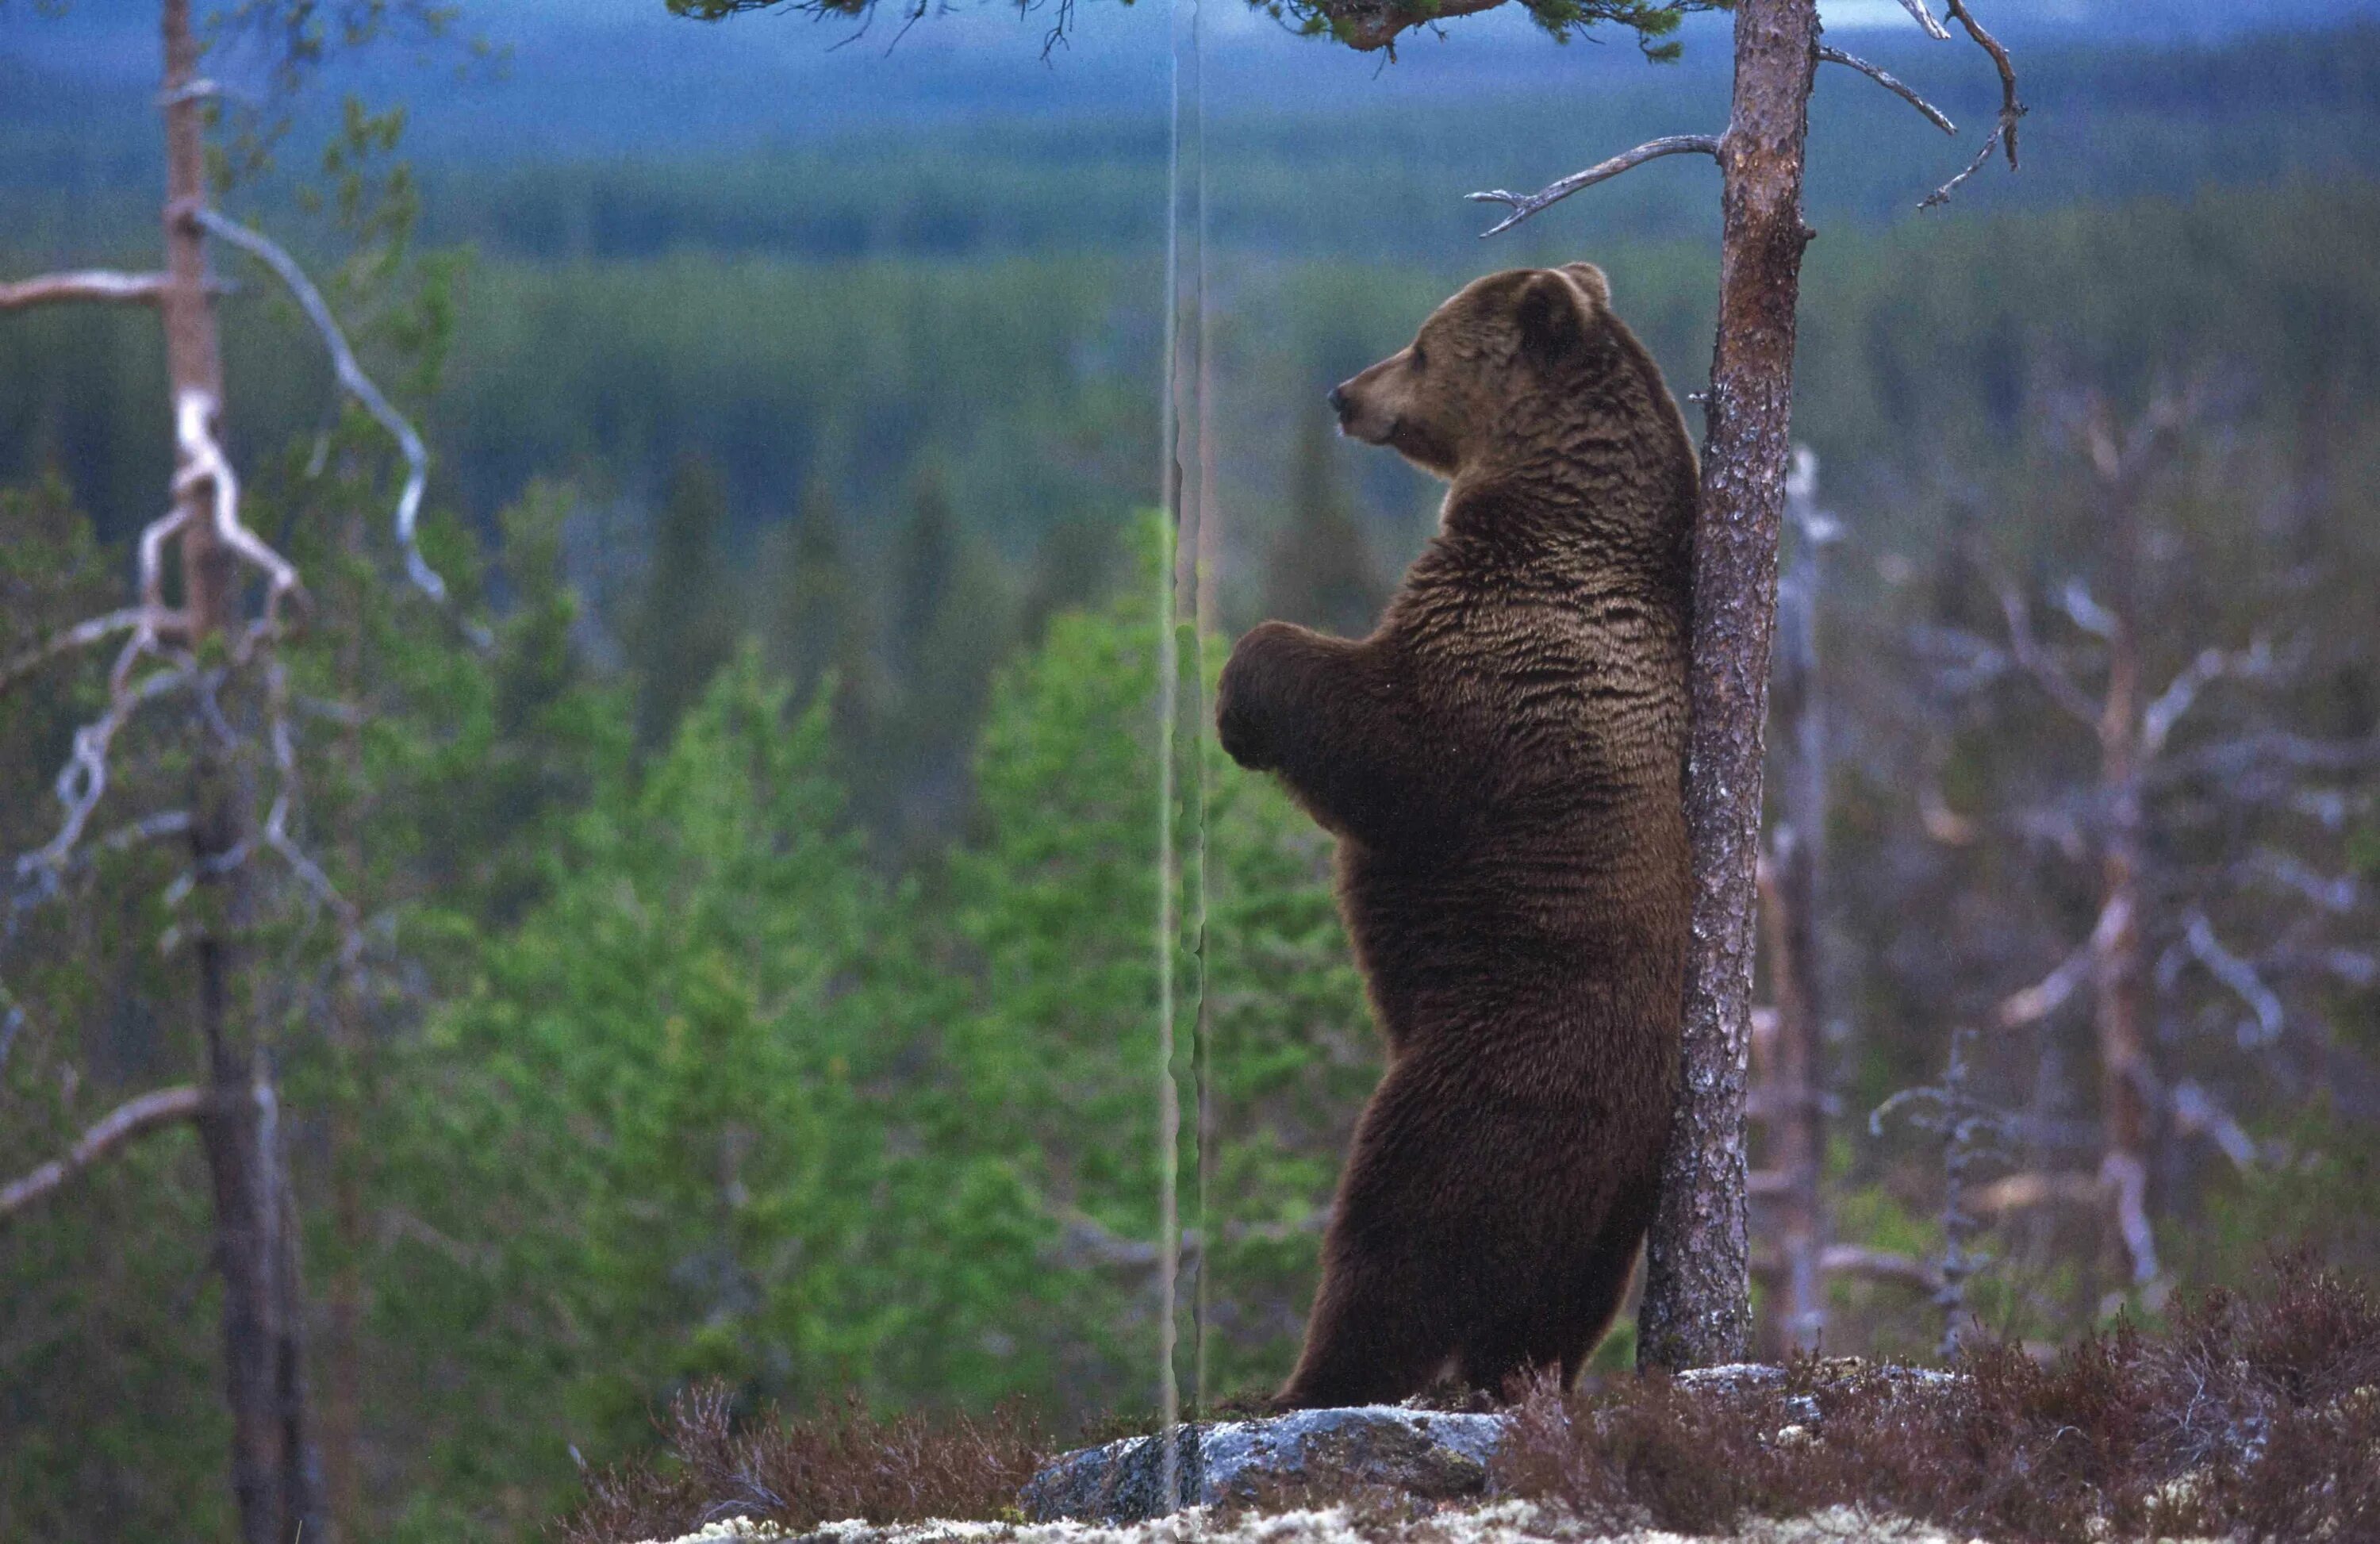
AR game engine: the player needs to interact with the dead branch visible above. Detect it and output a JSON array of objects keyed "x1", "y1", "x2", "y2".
[
  {"x1": 2159, "y1": 732, "x2": 2380, "y2": 784},
  {"x1": 2102, "y1": 1149, "x2": 2156, "y2": 1285},
  {"x1": 0, "y1": 1085, "x2": 212, "y2": 1227},
  {"x1": 2141, "y1": 642, "x2": 2265, "y2": 758},
  {"x1": 0, "y1": 610, "x2": 155, "y2": 702},
  {"x1": 1994, "y1": 942, "x2": 2093, "y2": 1028},
  {"x1": 2182, "y1": 910, "x2": 2284, "y2": 1047},
  {"x1": 1894, "y1": 0, "x2": 1952, "y2": 41},
  {"x1": 1919, "y1": 121, "x2": 2001, "y2": 209},
  {"x1": 1749, "y1": 1243, "x2": 1944, "y2": 1293},
  {"x1": 1970, "y1": 1170, "x2": 2102, "y2": 1215},
  {"x1": 1944, "y1": 0, "x2": 2023, "y2": 168},
  {"x1": 12, "y1": 664, "x2": 193, "y2": 907},
  {"x1": 175, "y1": 388, "x2": 305, "y2": 647},
  {"x1": 1837, "y1": 1245, "x2": 1945, "y2": 1294},
  {"x1": 1467, "y1": 134, "x2": 1721, "y2": 238},
  {"x1": 2170, "y1": 1079, "x2": 2258, "y2": 1170},
  {"x1": 258, "y1": 659, "x2": 363, "y2": 966},
  {"x1": 195, "y1": 209, "x2": 452, "y2": 609},
  {"x1": 2059, "y1": 579, "x2": 2117, "y2": 640},
  {"x1": 1998, "y1": 584, "x2": 2102, "y2": 727},
  {"x1": 0, "y1": 270, "x2": 169, "y2": 309},
  {"x1": 2245, "y1": 850, "x2": 2360, "y2": 915},
  {"x1": 1817, "y1": 45, "x2": 1956, "y2": 136},
  {"x1": 1917, "y1": 1, "x2": 2023, "y2": 209}
]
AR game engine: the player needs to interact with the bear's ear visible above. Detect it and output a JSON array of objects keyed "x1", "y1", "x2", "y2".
[
  {"x1": 1515, "y1": 271, "x2": 1587, "y2": 371},
  {"x1": 1560, "y1": 263, "x2": 1612, "y2": 309}
]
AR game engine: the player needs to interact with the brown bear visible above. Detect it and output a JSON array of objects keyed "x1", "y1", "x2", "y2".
[{"x1": 1215, "y1": 262, "x2": 1695, "y2": 1408}]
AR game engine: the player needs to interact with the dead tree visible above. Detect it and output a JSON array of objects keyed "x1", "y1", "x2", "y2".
[
  {"x1": 0, "y1": 3, "x2": 447, "y2": 1538},
  {"x1": 1468, "y1": 0, "x2": 2024, "y2": 1368},
  {"x1": 1748, "y1": 450, "x2": 1835, "y2": 1350},
  {"x1": 1909, "y1": 385, "x2": 2380, "y2": 1302}
]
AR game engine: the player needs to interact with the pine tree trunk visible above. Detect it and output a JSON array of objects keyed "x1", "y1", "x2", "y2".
[
  {"x1": 161, "y1": 2, "x2": 320, "y2": 1536},
  {"x1": 1639, "y1": 0, "x2": 1819, "y2": 1372},
  {"x1": 2093, "y1": 436, "x2": 2156, "y2": 1288}
]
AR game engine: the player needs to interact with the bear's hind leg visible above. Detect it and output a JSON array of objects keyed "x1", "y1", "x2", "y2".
[
  {"x1": 1273, "y1": 1243, "x2": 1453, "y2": 1409},
  {"x1": 1557, "y1": 1195, "x2": 1655, "y2": 1385},
  {"x1": 1453, "y1": 1195, "x2": 1652, "y2": 1396}
]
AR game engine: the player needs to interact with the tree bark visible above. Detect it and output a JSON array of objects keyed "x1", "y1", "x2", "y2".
[
  {"x1": 2090, "y1": 409, "x2": 2158, "y2": 1289},
  {"x1": 1639, "y1": 0, "x2": 1819, "y2": 1372},
  {"x1": 161, "y1": 2, "x2": 321, "y2": 1538}
]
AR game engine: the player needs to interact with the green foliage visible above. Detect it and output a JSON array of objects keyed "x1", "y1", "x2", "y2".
[
  {"x1": 663, "y1": 0, "x2": 1721, "y2": 60},
  {"x1": 632, "y1": 453, "x2": 740, "y2": 751}
]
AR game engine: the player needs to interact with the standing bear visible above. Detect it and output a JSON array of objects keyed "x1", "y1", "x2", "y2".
[{"x1": 1217, "y1": 262, "x2": 1695, "y2": 1408}]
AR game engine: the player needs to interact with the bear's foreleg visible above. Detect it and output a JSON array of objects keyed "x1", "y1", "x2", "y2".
[{"x1": 1217, "y1": 622, "x2": 1431, "y2": 848}]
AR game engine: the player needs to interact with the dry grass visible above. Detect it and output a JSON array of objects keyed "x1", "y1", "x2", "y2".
[
  {"x1": 551, "y1": 1387, "x2": 1050, "y2": 1544},
  {"x1": 1494, "y1": 1252, "x2": 2380, "y2": 1543},
  {"x1": 555, "y1": 1255, "x2": 2380, "y2": 1544}
]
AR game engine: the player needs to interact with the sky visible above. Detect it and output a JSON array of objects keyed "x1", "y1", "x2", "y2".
[{"x1": 8, "y1": 0, "x2": 2378, "y2": 164}]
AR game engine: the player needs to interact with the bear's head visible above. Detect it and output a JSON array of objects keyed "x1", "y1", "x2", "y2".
[{"x1": 1328, "y1": 263, "x2": 1618, "y2": 479}]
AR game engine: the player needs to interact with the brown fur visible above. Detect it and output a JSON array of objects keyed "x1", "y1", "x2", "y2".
[{"x1": 1215, "y1": 263, "x2": 1697, "y2": 1408}]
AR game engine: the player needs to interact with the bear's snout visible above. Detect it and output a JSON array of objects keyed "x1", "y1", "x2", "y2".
[{"x1": 1330, "y1": 364, "x2": 1399, "y2": 448}]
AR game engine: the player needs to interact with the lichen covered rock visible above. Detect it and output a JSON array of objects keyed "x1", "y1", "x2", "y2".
[{"x1": 1019, "y1": 1406, "x2": 1508, "y2": 1523}]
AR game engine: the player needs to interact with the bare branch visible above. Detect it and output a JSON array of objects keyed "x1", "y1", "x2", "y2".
[
  {"x1": 1894, "y1": 0, "x2": 1952, "y2": 41},
  {"x1": 0, "y1": 1085, "x2": 211, "y2": 1227},
  {"x1": 1749, "y1": 1242, "x2": 1943, "y2": 1292},
  {"x1": 1467, "y1": 134, "x2": 1721, "y2": 238},
  {"x1": 2102, "y1": 1149, "x2": 2158, "y2": 1284},
  {"x1": 1818, "y1": 45, "x2": 1956, "y2": 136},
  {"x1": 1919, "y1": 125, "x2": 2002, "y2": 211},
  {"x1": 2059, "y1": 579, "x2": 2116, "y2": 641},
  {"x1": 1944, "y1": 0, "x2": 2024, "y2": 168},
  {"x1": 258, "y1": 659, "x2": 363, "y2": 966},
  {"x1": 1970, "y1": 1170, "x2": 2102, "y2": 1215},
  {"x1": 2160, "y1": 731, "x2": 2380, "y2": 784},
  {"x1": 0, "y1": 609, "x2": 155, "y2": 702},
  {"x1": 2142, "y1": 641, "x2": 2268, "y2": 758},
  {"x1": 194, "y1": 209, "x2": 458, "y2": 613},
  {"x1": 0, "y1": 271, "x2": 169, "y2": 310},
  {"x1": 1823, "y1": 1244, "x2": 1945, "y2": 1295},
  {"x1": 11, "y1": 663, "x2": 192, "y2": 908},
  {"x1": 1994, "y1": 942, "x2": 2092, "y2": 1028},
  {"x1": 2170, "y1": 1079, "x2": 2258, "y2": 1170},
  {"x1": 175, "y1": 388, "x2": 305, "y2": 647},
  {"x1": 2182, "y1": 910, "x2": 2284, "y2": 1047},
  {"x1": 2244, "y1": 850, "x2": 2361, "y2": 915},
  {"x1": 1998, "y1": 584, "x2": 2102, "y2": 727}
]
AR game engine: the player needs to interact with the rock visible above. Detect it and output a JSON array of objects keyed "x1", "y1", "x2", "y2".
[{"x1": 1018, "y1": 1405, "x2": 1509, "y2": 1523}]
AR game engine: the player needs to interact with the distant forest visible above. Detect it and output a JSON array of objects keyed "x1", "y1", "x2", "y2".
[{"x1": 4, "y1": 13, "x2": 2379, "y2": 1542}]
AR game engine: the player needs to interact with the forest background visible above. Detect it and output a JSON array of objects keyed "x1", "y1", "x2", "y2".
[{"x1": 5, "y1": 1, "x2": 2380, "y2": 1539}]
